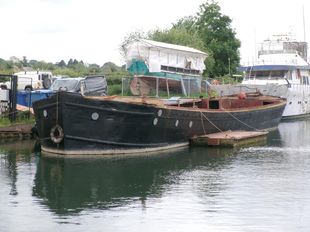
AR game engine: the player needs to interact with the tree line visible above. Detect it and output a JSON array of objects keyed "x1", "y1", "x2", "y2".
[{"x1": 0, "y1": 56, "x2": 128, "y2": 78}]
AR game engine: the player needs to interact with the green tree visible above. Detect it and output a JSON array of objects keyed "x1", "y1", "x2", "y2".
[
  {"x1": 173, "y1": 16, "x2": 196, "y2": 33},
  {"x1": 102, "y1": 62, "x2": 120, "y2": 74},
  {"x1": 148, "y1": 27, "x2": 205, "y2": 51},
  {"x1": 195, "y1": 0, "x2": 240, "y2": 77},
  {"x1": 120, "y1": 30, "x2": 147, "y2": 61},
  {"x1": 22, "y1": 56, "x2": 28, "y2": 67},
  {"x1": 57, "y1": 60, "x2": 66, "y2": 67}
]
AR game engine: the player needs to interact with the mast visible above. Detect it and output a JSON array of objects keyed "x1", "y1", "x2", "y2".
[{"x1": 303, "y1": 5, "x2": 306, "y2": 42}]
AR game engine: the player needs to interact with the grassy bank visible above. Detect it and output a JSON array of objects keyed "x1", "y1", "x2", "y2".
[{"x1": 0, "y1": 111, "x2": 35, "y2": 127}]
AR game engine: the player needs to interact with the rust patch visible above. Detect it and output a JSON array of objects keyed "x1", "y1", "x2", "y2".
[{"x1": 207, "y1": 138, "x2": 220, "y2": 146}]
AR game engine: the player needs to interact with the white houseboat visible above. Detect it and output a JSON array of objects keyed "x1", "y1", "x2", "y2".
[{"x1": 125, "y1": 39, "x2": 207, "y2": 97}]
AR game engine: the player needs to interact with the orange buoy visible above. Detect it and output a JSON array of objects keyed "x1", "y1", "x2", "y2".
[{"x1": 237, "y1": 92, "x2": 246, "y2": 99}]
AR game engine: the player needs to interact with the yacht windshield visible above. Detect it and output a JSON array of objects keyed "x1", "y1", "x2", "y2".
[{"x1": 245, "y1": 70, "x2": 287, "y2": 80}]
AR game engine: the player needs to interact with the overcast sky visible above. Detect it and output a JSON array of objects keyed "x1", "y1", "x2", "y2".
[{"x1": 0, "y1": 0, "x2": 309, "y2": 66}]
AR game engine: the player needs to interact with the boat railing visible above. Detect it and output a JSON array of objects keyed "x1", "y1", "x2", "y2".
[{"x1": 258, "y1": 49, "x2": 299, "y2": 56}]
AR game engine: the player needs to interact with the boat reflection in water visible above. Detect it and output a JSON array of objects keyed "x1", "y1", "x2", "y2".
[
  {"x1": 31, "y1": 147, "x2": 236, "y2": 215},
  {"x1": 277, "y1": 118, "x2": 310, "y2": 148}
]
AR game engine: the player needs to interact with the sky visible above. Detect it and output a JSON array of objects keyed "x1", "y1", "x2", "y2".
[{"x1": 0, "y1": 0, "x2": 309, "y2": 66}]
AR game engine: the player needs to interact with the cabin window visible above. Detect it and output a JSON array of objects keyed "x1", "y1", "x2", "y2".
[
  {"x1": 168, "y1": 66, "x2": 177, "y2": 72},
  {"x1": 161, "y1": 65, "x2": 200, "y2": 75},
  {"x1": 255, "y1": 71, "x2": 270, "y2": 79},
  {"x1": 270, "y1": 70, "x2": 286, "y2": 79},
  {"x1": 209, "y1": 100, "x2": 219, "y2": 109},
  {"x1": 161, "y1": 65, "x2": 168, "y2": 71}
]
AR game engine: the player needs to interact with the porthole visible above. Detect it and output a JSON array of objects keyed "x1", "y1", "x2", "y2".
[
  {"x1": 175, "y1": 120, "x2": 179, "y2": 127},
  {"x1": 189, "y1": 121, "x2": 193, "y2": 128},
  {"x1": 157, "y1": 109, "x2": 163, "y2": 117},
  {"x1": 91, "y1": 112, "x2": 99, "y2": 120},
  {"x1": 153, "y1": 118, "x2": 158, "y2": 126},
  {"x1": 43, "y1": 109, "x2": 48, "y2": 118}
]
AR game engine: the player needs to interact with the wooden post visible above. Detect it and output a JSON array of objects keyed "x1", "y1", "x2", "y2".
[
  {"x1": 156, "y1": 77, "x2": 159, "y2": 98},
  {"x1": 166, "y1": 77, "x2": 170, "y2": 98},
  {"x1": 121, "y1": 77, "x2": 124, "y2": 96},
  {"x1": 181, "y1": 78, "x2": 187, "y2": 96}
]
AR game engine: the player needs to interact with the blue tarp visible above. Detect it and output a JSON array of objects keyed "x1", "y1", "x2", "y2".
[{"x1": 17, "y1": 89, "x2": 54, "y2": 107}]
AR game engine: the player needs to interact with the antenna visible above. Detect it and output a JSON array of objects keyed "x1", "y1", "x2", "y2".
[
  {"x1": 303, "y1": 5, "x2": 306, "y2": 41},
  {"x1": 254, "y1": 28, "x2": 257, "y2": 62}
]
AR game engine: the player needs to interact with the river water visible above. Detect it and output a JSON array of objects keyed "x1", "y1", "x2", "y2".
[{"x1": 1, "y1": 119, "x2": 310, "y2": 232}]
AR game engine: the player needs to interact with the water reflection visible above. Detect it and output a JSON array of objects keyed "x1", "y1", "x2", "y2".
[
  {"x1": 278, "y1": 118, "x2": 310, "y2": 147},
  {"x1": 0, "y1": 140, "x2": 37, "y2": 196},
  {"x1": 2, "y1": 120, "x2": 310, "y2": 231},
  {"x1": 32, "y1": 147, "x2": 236, "y2": 215}
]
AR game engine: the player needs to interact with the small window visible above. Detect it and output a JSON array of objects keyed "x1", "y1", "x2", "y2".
[{"x1": 209, "y1": 100, "x2": 219, "y2": 109}]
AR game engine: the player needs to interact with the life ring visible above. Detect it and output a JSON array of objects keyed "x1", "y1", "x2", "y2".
[{"x1": 50, "y1": 125, "x2": 64, "y2": 144}]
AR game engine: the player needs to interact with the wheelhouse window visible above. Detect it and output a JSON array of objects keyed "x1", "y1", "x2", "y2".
[
  {"x1": 255, "y1": 71, "x2": 271, "y2": 79},
  {"x1": 245, "y1": 70, "x2": 287, "y2": 80},
  {"x1": 270, "y1": 70, "x2": 286, "y2": 79}
]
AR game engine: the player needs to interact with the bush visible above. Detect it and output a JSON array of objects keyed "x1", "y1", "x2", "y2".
[{"x1": 108, "y1": 84, "x2": 122, "y2": 95}]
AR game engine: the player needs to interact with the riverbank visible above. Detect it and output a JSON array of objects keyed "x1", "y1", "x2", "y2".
[{"x1": 0, "y1": 123, "x2": 34, "y2": 140}]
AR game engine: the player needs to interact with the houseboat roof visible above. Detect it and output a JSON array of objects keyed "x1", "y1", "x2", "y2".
[{"x1": 137, "y1": 39, "x2": 207, "y2": 57}]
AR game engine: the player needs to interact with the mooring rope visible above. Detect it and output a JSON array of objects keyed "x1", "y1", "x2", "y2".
[
  {"x1": 199, "y1": 111, "x2": 223, "y2": 134},
  {"x1": 222, "y1": 110, "x2": 261, "y2": 131},
  {"x1": 200, "y1": 112, "x2": 207, "y2": 135},
  {"x1": 198, "y1": 105, "x2": 264, "y2": 135}
]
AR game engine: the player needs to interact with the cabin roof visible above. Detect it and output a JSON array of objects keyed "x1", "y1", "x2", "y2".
[{"x1": 139, "y1": 39, "x2": 207, "y2": 57}]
